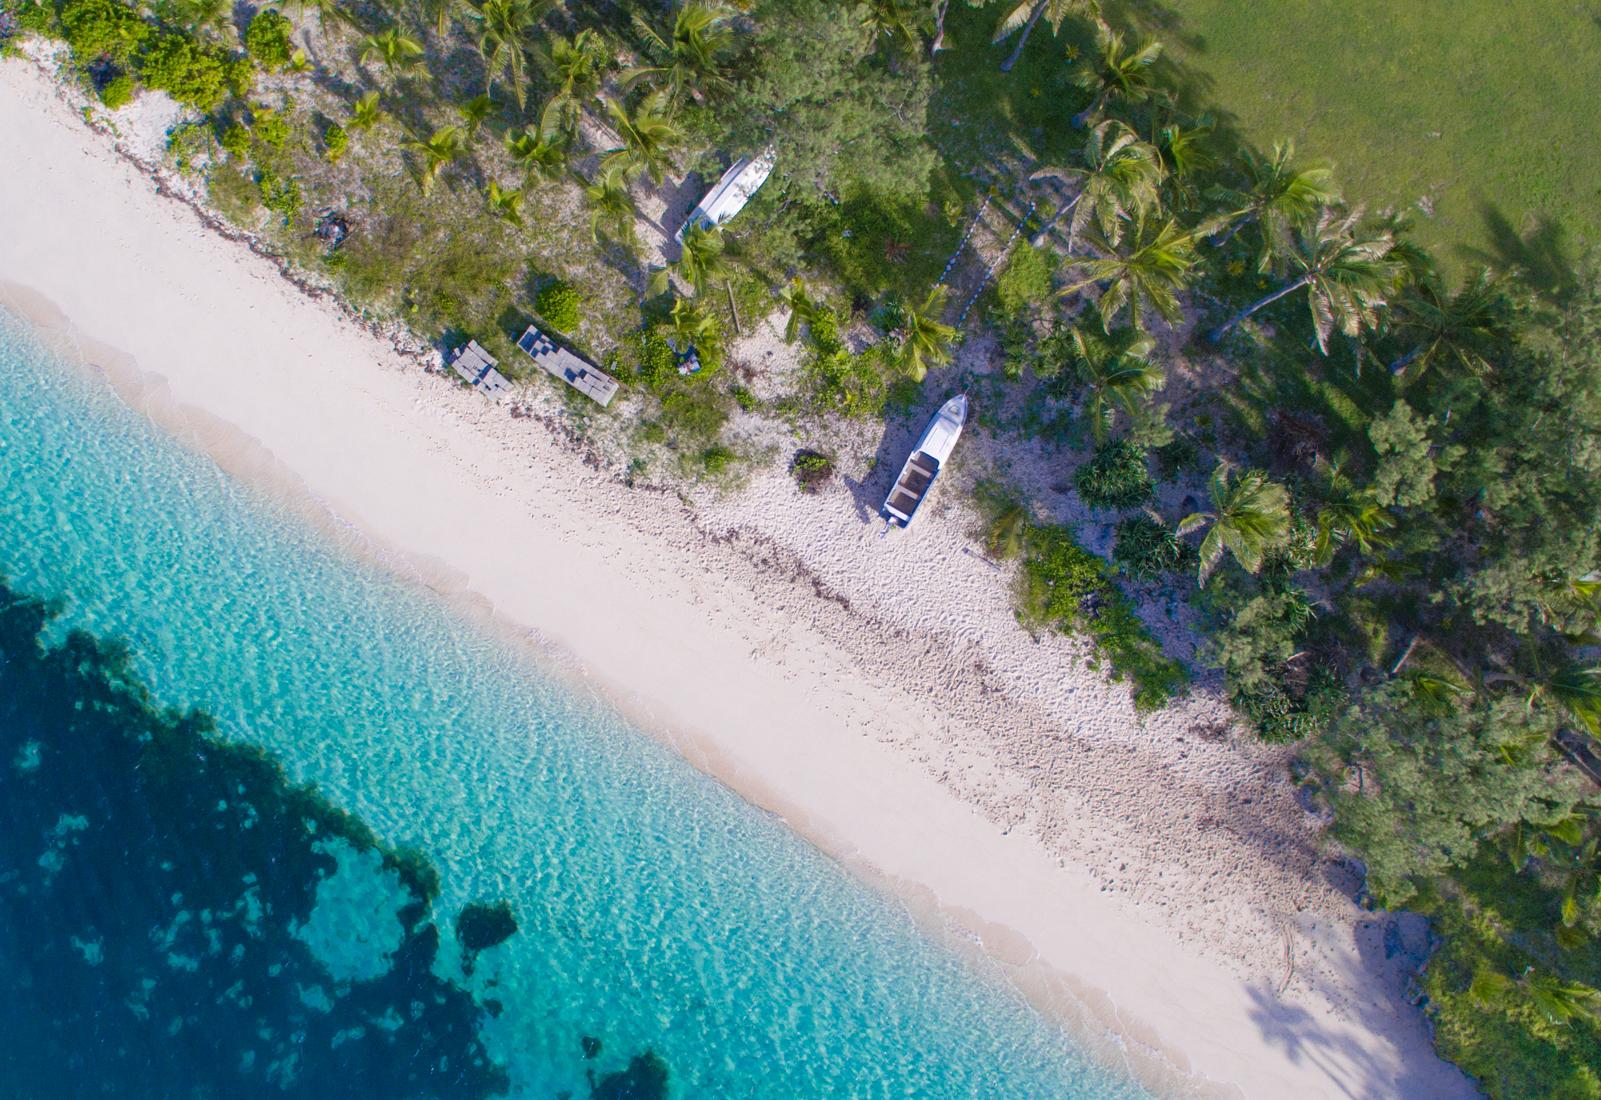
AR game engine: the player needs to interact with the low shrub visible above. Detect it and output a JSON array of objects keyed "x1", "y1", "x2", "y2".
[
  {"x1": 1113, "y1": 515, "x2": 1189, "y2": 579},
  {"x1": 791, "y1": 449, "x2": 833, "y2": 493},
  {"x1": 219, "y1": 122, "x2": 251, "y2": 159},
  {"x1": 535, "y1": 280, "x2": 581, "y2": 333},
  {"x1": 255, "y1": 167, "x2": 301, "y2": 225},
  {"x1": 243, "y1": 9, "x2": 293, "y2": 72},
  {"x1": 322, "y1": 121, "x2": 348, "y2": 163},
  {"x1": 730, "y1": 384, "x2": 758, "y2": 412},
  {"x1": 1074, "y1": 439, "x2": 1153, "y2": 510},
  {"x1": 251, "y1": 106, "x2": 291, "y2": 151},
  {"x1": 701, "y1": 444, "x2": 736, "y2": 475},
  {"x1": 1019, "y1": 523, "x2": 1188, "y2": 709},
  {"x1": 165, "y1": 121, "x2": 210, "y2": 172},
  {"x1": 98, "y1": 72, "x2": 133, "y2": 109},
  {"x1": 635, "y1": 327, "x2": 677, "y2": 389},
  {"x1": 993, "y1": 243, "x2": 1055, "y2": 317}
]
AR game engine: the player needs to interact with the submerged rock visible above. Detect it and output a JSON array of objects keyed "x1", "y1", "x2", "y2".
[
  {"x1": 589, "y1": 1050, "x2": 669, "y2": 1100},
  {"x1": 456, "y1": 900, "x2": 519, "y2": 954}
]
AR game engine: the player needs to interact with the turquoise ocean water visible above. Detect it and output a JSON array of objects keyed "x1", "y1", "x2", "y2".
[{"x1": 0, "y1": 307, "x2": 1149, "y2": 1099}]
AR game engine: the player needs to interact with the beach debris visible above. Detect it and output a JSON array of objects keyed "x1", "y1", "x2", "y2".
[
  {"x1": 314, "y1": 209, "x2": 350, "y2": 248},
  {"x1": 676, "y1": 149, "x2": 775, "y2": 241},
  {"x1": 447, "y1": 339, "x2": 514, "y2": 402},
  {"x1": 516, "y1": 324, "x2": 620, "y2": 407},
  {"x1": 667, "y1": 337, "x2": 702, "y2": 376}
]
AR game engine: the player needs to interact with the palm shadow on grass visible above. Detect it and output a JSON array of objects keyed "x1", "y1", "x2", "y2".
[{"x1": 1457, "y1": 200, "x2": 1579, "y2": 301}]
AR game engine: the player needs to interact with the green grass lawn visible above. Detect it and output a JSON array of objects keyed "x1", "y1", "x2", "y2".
[{"x1": 1141, "y1": 0, "x2": 1601, "y2": 284}]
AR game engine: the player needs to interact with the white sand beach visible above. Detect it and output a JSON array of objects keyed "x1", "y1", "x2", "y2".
[{"x1": 0, "y1": 58, "x2": 1475, "y2": 1099}]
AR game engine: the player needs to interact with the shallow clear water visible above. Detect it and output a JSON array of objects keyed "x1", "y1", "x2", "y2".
[{"x1": 0, "y1": 308, "x2": 1148, "y2": 1099}]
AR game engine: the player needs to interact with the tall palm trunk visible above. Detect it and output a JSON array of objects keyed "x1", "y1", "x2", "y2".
[
  {"x1": 931, "y1": 0, "x2": 950, "y2": 54},
  {"x1": 1388, "y1": 345, "x2": 1424, "y2": 376},
  {"x1": 1030, "y1": 191, "x2": 1081, "y2": 247},
  {"x1": 1000, "y1": 1, "x2": 1048, "y2": 72},
  {"x1": 1208, "y1": 276, "x2": 1309, "y2": 343}
]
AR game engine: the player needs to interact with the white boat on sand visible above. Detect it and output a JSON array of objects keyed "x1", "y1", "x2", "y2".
[
  {"x1": 882, "y1": 394, "x2": 967, "y2": 528},
  {"x1": 676, "y1": 150, "x2": 776, "y2": 241}
]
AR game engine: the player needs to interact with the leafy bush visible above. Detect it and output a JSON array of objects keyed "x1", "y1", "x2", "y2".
[
  {"x1": 730, "y1": 384, "x2": 758, "y2": 412},
  {"x1": 1074, "y1": 439, "x2": 1153, "y2": 510},
  {"x1": 98, "y1": 72, "x2": 133, "y2": 109},
  {"x1": 13, "y1": 2, "x2": 54, "y2": 37},
  {"x1": 791, "y1": 449, "x2": 833, "y2": 493},
  {"x1": 224, "y1": 55, "x2": 253, "y2": 99},
  {"x1": 801, "y1": 308, "x2": 889, "y2": 418},
  {"x1": 251, "y1": 107, "x2": 291, "y2": 151},
  {"x1": 634, "y1": 328, "x2": 677, "y2": 389},
  {"x1": 60, "y1": 0, "x2": 147, "y2": 64},
  {"x1": 1113, "y1": 515, "x2": 1188, "y2": 579},
  {"x1": 138, "y1": 33, "x2": 229, "y2": 110},
  {"x1": 993, "y1": 243, "x2": 1055, "y2": 317},
  {"x1": 165, "y1": 121, "x2": 210, "y2": 172},
  {"x1": 535, "y1": 280, "x2": 581, "y2": 333},
  {"x1": 243, "y1": 9, "x2": 293, "y2": 72},
  {"x1": 322, "y1": 121, "x2": 347, "y2": 163},
  {"x1": 255, "y1": 168, "x2": 300, "y2": 224},
  {"x1": 219, "y1": 122, "x2": 250, "y2": 159},
  {"x1": 701, "y1": 444, "x2": 736, "y2": 475}
]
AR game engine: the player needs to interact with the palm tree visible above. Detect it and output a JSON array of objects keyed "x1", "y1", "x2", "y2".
[
  {"x1": 992, "y1": 0, "x2": 1100, "y2": 73},
  {"x1": 1178, "y1": 462, "x2": 1291, "y2": 585},
  {"x1": 535, "y1": 29, "x2": 609, "y2": 142},
  {"x1": 285, "y1": 0, "x2": 352, "y2": 34},
  {"x1": 1470, "y1": 969, "x2": 1601, "y2": 1030},
  {"x1": 601, "y1": 91, "x2": 681, "y2": 184},
  {"x1": 484, "y1": 180, "x2": 524, "y2": 226},
  {"x1": 402, "y1": 125, "x2": 467, "y2": 194},
  {"x1": 894, "y1": 286, "x2": 957, "y2": 382},
  {"x1": 862, "y1": 0, "x2": 926, "y2": 51},
  {"x1": 505, "y1": 126, "x2": 567, "y2": 183},
  {"x1": 1203, "y1": 141, "x2": 1338, "y2": 273},
  {"x1": 1387, "y1": 268, "x2": 1518, "y2": 382},
  {"x1": 652, "y1": 224, "x2": 727, "y2": 297},
  {"x1": 1209, "y1": 207, "x2": 1404, "y2": 353},
  {"x1": 347, "y1": 91, "x2": 386, "y2": 132},
  {"x1": 471, "y1": 0, "x2": 549, "y2": 109},
  {"x1": 457, "y1": 93, "x2": 498, "y2": 140},
  {"x1": 667, "y1": 295, "x2": 723, "y2": 358},
  {"x1": 779, "y1": 280, "x2": 821, "y2": 343},
  {"x1": 1071, "y1": 25, "x2": 1164, "y2": 127},
  {"x1": 1532, "y1": 662, "x2": 1601, "y2": 736},
  {"x1": 175, "y1": 0, "x2": 234, "y2": 41},
  {"x1": 1312, "y1": 462, "x2": 1394, "y2": 564},
  {"x1": 584, "y1": 163, "x2": 637, "y2": 248},
  {"x1": 359, "y1": 27, "x2": 424, "y2": 82},
  {"x1": 624, "y1": 0, "x2": 733, "y2": 103},
  {"x1": 1030, "y1": 120, "x2": 1164, "y2": 248},
  {"x1": 1155, "y1": 119, "x2": 1215, "y2": 213},
  {"x1": 1065, "y1": 325, "x2": 1161, "y2": 445},
  {"x1": 1064, "y1": 217, "x2": 1199, "y2": 331},
  {"x1": 419, "y1": 0, "x2": 465, "y2": 37}
]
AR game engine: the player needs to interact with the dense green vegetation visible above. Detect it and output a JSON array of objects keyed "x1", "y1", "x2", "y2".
[{"x1": 10, "y1": 0, "x2": 1601, "y2": 1093}]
